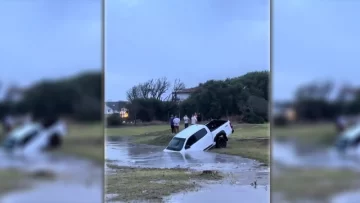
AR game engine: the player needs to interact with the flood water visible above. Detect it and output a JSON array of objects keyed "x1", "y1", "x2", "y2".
[
  {"x1": 0, "y1": 150, "x2": 102, "y2": 203},
  {"x1": 273, "y1": 141, "x2": 360, "y2": 170},
  {"x1": 272, "y1": 140, "x2": 360, "y2": 203},
  {"x1": 106, "y1": 139, "x2": 270, "y2": 203}
]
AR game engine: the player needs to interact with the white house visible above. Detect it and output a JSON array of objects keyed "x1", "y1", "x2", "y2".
[
  {"x1": 105, "y1": 105, "x2": 114, "y2": 115},
  {"x1": 172, "y1": 87, "x2": 198, "y2": 102}
]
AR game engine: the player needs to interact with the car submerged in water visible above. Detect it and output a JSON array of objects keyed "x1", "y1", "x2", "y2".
[
  {"x1": 164, "y1": 119, "x2": 234, "y2": 153},
  {"x1": 335, "y1": 123, "x2": 360, "y2": 152},
  {"x1": 1, "y1": 119, "x2": 67, "y2": 154}
]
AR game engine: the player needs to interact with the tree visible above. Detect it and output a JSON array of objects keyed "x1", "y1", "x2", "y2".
[
  {"x1": 0, "y1": 71, "x2": 102, "y2": 122},
  {"x1": 122, "y1": 71, "x2": 269, "y2": 123}
]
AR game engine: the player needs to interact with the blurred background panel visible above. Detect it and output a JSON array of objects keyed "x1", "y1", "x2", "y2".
[
  {"x1": 272, "y1": 0, "x2": 360, "y2": 202},
  {"x1": 0, "y1": 0, "x2": 103, "y2": 203}
]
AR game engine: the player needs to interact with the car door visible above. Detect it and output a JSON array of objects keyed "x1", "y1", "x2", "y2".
[{"x1": 184, "y1": 128, "x2": 211, "y2": 151}]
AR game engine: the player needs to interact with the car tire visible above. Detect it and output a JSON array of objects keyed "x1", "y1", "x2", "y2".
[
  {"x1": 47, "y1": 133, "x2": 62, "y2": 150},
  {"x1": 216, "y1": 136, "x2": 227, "y2": 148}
]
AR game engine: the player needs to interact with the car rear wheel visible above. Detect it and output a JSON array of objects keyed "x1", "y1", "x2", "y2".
[
  {"x1": 216, "y1": 136, "x2": 227, "y2": 148},
  {"x1": 47, "y1": 133, "x2": 62, "y2": 150}
]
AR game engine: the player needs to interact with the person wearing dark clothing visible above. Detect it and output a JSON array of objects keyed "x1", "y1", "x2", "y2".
[{"x1": 169, "y1": 115, "x2": 175, "y2": 133}]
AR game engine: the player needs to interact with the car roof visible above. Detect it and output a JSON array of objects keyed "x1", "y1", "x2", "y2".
[
  {"x1": 342, "y1": 123, "x2": 360, "y2": 140},
  {"x1": 9, "y1": 122, "x2": 41, "y2": 140},
  {"x1": 173, "y1": 124, "x2": 206, "y2": 139}
]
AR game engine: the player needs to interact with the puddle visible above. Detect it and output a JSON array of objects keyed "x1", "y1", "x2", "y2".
[
  {"x1": 272, "y1": 140, "x2": 360, "y2": 171},
  {"x1": 272, "y1": 140, "x2": 360, "y2": 203},
  {"x1": 106, "y1": 139, "x2": 270, "y2": 202},
  {"x1": 0, "y1": 149, "x2": 102, "y2": 203},
  {"x1": 331, "y1": 190, "x2": 360, "y2": 203},
  {"x1": 106, "y1": 140, "x2": 267, "y2": 171}
]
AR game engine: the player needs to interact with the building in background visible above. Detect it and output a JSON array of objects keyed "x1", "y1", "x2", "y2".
[
  {"x1": 172, "y1": 87, "x2": 198, "y2": 102},
  {"x1": 105, "y1": 105, "x2": 114, "y2": 115}
]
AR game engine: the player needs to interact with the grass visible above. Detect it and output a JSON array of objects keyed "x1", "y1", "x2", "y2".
[
  {"x1": 0, "y1": 169, "x2": 56, "y2": 195},
  {"x1": 0, "y1": 169, "x2": 29, "y2": 195},
  {"x1": 53, "y1": 122, "x2": 104, "y2": 164},
  {"x1": 106, "y1": 163, "x2": 222, "y2": 202},
  {"x1": 273, "y1": 123, "x2": 337, "y2": 146},
  {"x1": 107, "y1": 123, "x2": 270, "y2": 165},
  {"x1": 213, "y1": 124, "x2": 269, "y2": 165},
  {"x1": 272, "y1": 167, "x2": 360, "y2": 201},
  {"x1": 106, "y1": 124, "x2": 169, "y2": 136}
]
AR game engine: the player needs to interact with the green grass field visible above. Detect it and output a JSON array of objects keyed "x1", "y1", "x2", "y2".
[
  {"x1": 273, "y1": 123, "x2": 337, "y2": 146},
  {"x1": 54, "y1": 122, "x2": 104, "y2": 164},
  {"x1": 0, "y1": 169, "x2": 29, "y2": 195},
  {"x1": 107, "y1": 123, "x2": 270, "y2": 165}
]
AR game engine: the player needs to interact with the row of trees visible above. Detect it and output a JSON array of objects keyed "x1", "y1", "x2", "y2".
[
  {"x1": 126, "y1": 78, "x2": 185, "y2": 101},
  {"x1": 121, "y1": 71, "x2": 269, "y2": 124},
  {"x1": 0, "y1": 71, "x2": 102, "y2": 122},
  {"x1": 288, "y1": 81, "x2": 360, "y2": 121}
]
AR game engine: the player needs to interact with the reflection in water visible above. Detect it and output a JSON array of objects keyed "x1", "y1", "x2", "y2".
[
  {"x1": 332, "y1": 190, "x2": 360, "y2": 203},
  {"x1": 106, "y1": 139, "x2": 270, "y2": 202},
  {"x1": 106, "y1": 140, "x2": 266, "y2": 172},
  {"x1": 0, "y1": 150, "x2": 101, "y2": 203},
  {"x1": 273, "y1": 140, "x2": 360, "y2": 171}
]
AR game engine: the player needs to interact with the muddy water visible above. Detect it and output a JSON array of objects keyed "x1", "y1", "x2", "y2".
[
  {"x1": 331, "y1": 190, "x2": 360, "y2": 203},
  {"x1": 0, "y1": 150, "x2": 102, "y2": 203},
  {"x1": 106, "y1": 139, "x2": 270, "y2": 203},
  {"x1": 273, "y1": 140, "x2": 360, "y2": 203},
  {"x1": 273, "y1": 141, "x2": 360, "y2": 170}
]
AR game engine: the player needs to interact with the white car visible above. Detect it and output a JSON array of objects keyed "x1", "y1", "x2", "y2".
[
  {"x1": 164, "y1": 119, "x2": 234, "y2": 153},
  {"x1": 2, "y1": 120, "x2": 67, "y2": 154},
  {"x1": 335, "y1": 123, "x2": 360, "y2": 151}
]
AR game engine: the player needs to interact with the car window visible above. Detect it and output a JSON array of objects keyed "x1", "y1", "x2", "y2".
[
  {"x1": 194, "y1": 128, "x2": 207, "y2": 140},
  {"x1": 186, "y1": 128, "x2": 207, "y2": 147},
  {"x1": 166, "y1": 137, "x2": 186, "y2": 151},
  {"x1": 186, "y1": 135, "x2": 197, "y2": 147},
  {"x1": 2, "y1": 137, "x2": 16, "y2": 149},
  {"x1": 18, "y1": 130, "x2": 39, "y2": 146}
]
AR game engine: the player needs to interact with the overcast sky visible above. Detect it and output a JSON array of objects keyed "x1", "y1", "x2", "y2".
[
  {"x1": 5, "y1": 0, "x2": 355, "y2": 102},
  {"x1": 0, "y1": 0, "x2": 101, "y2": 97},
  {"x1": 105, "y1": 0, "x2": 270, "y2": 101},
  {"x1": 273, "y1": 0, "x2": 360, "y2": 101}
]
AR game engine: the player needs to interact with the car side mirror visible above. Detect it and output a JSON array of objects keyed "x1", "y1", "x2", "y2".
[{"x1": 185, "y1": 145, "x2": 190, "y2": 149}]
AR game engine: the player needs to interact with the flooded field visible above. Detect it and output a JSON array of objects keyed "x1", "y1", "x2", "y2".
[
  {"x1": 0, "y1": 150, "x2": 102, "y2": 203},
  {"x1": 105, "y1": 138, "x2": 270, "y2": 203},
  {"x1": 273, "y1": 141, "x2": 360, "y2": 170},
  {"x1": 272, "y1": 140, "x2": 360, "y2": 203}
]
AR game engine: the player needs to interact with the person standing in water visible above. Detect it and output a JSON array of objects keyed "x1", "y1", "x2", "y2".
[{"x1": 183, "y1": 115, "x2": 189, "y2": 128}]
